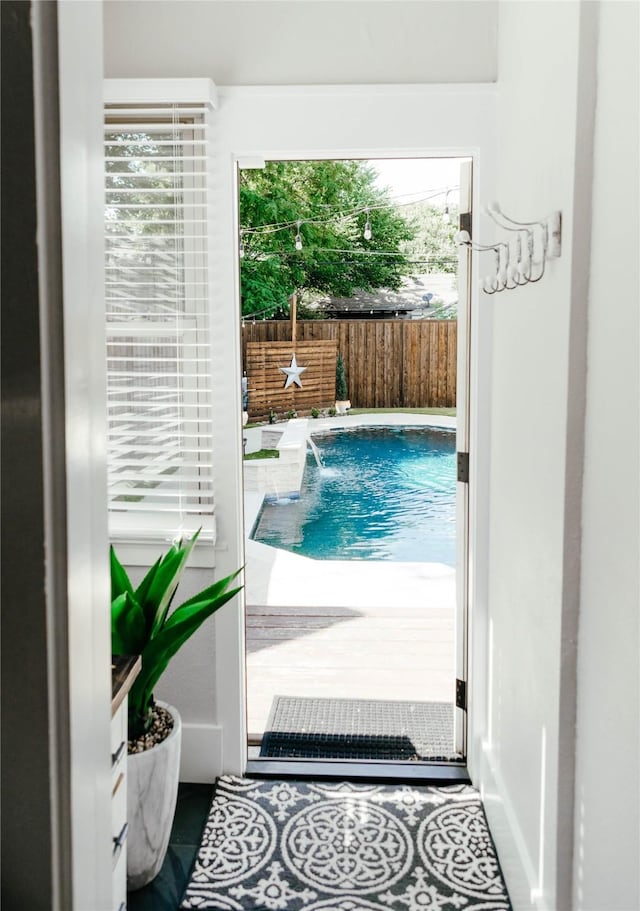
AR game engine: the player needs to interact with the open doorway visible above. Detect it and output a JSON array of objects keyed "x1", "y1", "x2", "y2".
[{"x1": 238, "y1": 156, "x2": 472, "y2": 773}]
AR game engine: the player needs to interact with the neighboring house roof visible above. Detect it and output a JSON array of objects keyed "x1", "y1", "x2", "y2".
[{"x1": 308, "y1": 273, "x2": 458, "y2": 319}]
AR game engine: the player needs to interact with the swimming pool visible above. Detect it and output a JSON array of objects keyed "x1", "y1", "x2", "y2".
[{"x1": 251, "y1": 425, "x2": 456, "y2": 564}]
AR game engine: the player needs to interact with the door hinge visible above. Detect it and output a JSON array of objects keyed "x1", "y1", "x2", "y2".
[
  {"x1": 456, "y1": 678, "x2": 467, "y2": 711},
  {"x1": 457, "y1": 451, "x2": 469, "y2": 484},
  {"x1": 459, "y1": 211, "x2": 472, "y2": 237}
]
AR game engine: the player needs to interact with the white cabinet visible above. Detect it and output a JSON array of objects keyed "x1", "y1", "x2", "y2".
[
  {"x1": 111, "y1": 698, "x2": 129, "y2": 911},
  {"x1": 111, "y1": 655, "x2": 141, "y2": 911}
]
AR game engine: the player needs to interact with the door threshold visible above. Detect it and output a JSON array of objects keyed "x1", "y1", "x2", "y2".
[{"x1": 245, "y1": 757, "x2": 470, "y2": 784}]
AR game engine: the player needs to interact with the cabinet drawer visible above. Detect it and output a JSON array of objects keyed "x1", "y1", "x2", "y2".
[
  {"x1": 112, "y1": 770, "x2": 128, "y2": 861},
  {"x1": 112, "y1": 842, "x2": 127, "y2": 911},
  {"x1": 111, "y1": 704, "x2": 127, "y2": 761}
]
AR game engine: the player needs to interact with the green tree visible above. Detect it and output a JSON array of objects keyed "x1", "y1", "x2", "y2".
[
  {"x1": 399, "y1": 202, "x2": 460, "y2": 274},
  {"x1": 105, "y1": 131, "x2": 180, "y2": 230},
  {"x1": 239, "y1": 160, "x2": 414, "y2": 318}
]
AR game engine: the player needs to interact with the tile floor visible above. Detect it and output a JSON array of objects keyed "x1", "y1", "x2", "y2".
[{"x1": 127, "y1": 782, "x2": 214, "y2": 911}]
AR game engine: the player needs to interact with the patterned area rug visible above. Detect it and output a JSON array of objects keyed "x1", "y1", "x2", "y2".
[
  {"x1": 180, "y1": 776, "x2": 511, "y2": 910},
  {"x1": 260, "y1": 696, "x2": 459, "y2": 761}
]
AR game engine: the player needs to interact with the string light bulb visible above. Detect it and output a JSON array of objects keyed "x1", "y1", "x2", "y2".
[
  {"x1": 363, "y1": 208, "x2": 372, "y2": 241},
  {"x1": 443, "y1": 188, "x2": 452, "y2": 224},
  {"x1": 295, "y1": 221, "x2": 303, "y2": 251}
]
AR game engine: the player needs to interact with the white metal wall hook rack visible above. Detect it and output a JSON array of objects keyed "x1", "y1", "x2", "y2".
[{"x1": 455, "y1": 202, "x2": 562, "y2": 294}]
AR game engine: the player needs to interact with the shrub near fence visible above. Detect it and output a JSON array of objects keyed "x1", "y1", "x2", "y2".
[{"x1": 242, "y1": 319, "x2": 457, "y2": 413}]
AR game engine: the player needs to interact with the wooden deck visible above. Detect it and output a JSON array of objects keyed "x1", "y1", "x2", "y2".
[{"x1": 246, "y1": 602, "x2": 456, "y2": 737}]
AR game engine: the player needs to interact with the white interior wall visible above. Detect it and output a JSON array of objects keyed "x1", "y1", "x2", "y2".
[
  {"x1": 104, "y1": 0, "x2": 498, "y2": 85},
  {"x1": 573, "y1": 4, "x2": 640, "y2": 909},
  {"x1": 150, "y1": 84, "x2": 497, "y2": 779},
  {"x1": 216, "y1": 83, "x2": 498, "y2": 774},
  {"x1": 102, "y1": 0, "x2": 500, "y2": 786},
  {"x1": 471, "y1": 2, "x2": 639, "y2": 910}
]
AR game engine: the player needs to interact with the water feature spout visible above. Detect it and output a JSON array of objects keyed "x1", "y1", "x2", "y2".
[{"x1": 307, "y1": 436, "x2": 324, "y2": 468}]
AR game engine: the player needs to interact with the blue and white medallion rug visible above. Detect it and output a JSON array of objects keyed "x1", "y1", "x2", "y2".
[{"x1": 181, "y1": 776, "x2": 511, "y2": 911}]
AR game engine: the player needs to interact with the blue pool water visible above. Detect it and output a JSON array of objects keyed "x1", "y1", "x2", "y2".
[{"x1": 251, "y1": 426, "x2": 456, "y2": 564}]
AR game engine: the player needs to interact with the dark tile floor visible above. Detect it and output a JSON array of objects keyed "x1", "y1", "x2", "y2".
[{"x1": 127, "y1": 782, "x2": 215, "y2": 911}]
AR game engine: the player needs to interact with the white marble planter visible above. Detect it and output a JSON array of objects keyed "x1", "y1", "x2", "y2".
[
  {"x1": 127, "y1": 702, "x2": 182, "y2": 891},
  {"x1": 335, "y1": 400, "x2": 351, "y2": 415}
]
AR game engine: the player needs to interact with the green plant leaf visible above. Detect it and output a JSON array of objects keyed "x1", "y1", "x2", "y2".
[
  {"x1": 173, "y1": 568, "x2": 243, "y2": 613},
  {"x1": 133, "y1": 554, "x2": 163, "y2": 626},
  {"x1": 145, "y1": 531, "x2": 201, "y2": 639},
  {"x1": 134, "y1": 575, "x2": 243, "y2": 712},
  {"x1": 110, "y1": 546, "x2": 133, "y2": 602},
  {"x1": 149, "y1": 582, "x2": 242, "y2": 662},
  {"x1": 111, "y1": 591, "x2": 146, "y2": 656}
]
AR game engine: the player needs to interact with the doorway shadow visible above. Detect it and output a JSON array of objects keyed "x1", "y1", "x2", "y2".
[
  {"x1": 258, "y1": 695, "x2": 459, "y2": 762},
  {"x1": 260, "y1": 730, "x2": 422, "y2": 761}
]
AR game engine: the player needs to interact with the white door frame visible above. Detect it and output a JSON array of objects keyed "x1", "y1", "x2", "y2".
[
  {"x1": 209, "y1": 84, "x2": 497, "y2": 775},
  {"x1": 455, "y1": 158, "x2": 473, "y2": 756},
  {"x1": 241, "y1": 153, "x2": 470, "y2": 762}
]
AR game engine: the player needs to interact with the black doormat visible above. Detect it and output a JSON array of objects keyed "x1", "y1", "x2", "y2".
[
  {"x1": 259, "y1": 696, "x2": 461, "y2": 762},
  {"x1": 180, "y1": 776, "x2": 512, "y2": 910}
]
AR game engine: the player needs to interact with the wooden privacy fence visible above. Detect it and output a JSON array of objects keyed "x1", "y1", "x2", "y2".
[{"x1": 242, "y1": 320, "x2": 457, "y2": 416}]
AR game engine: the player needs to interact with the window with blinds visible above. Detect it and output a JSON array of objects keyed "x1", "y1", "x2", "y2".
[{"x1": 104, "y1": 99, "x2": 215, "y2": 544}]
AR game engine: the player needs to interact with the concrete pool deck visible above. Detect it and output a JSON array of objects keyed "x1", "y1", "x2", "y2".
[{"x1": 243, "y1": 413, "x2": 458, "y2": 737}]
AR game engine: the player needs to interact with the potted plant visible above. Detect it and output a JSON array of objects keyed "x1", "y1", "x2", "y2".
[
  {"x1": 335, "y1": 352, "x2": 351, "y2": 414},
  {"x1": 111, "y1": 530, "x2": 242, "y2": 890}
]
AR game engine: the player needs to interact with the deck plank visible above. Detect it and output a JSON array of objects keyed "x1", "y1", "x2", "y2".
[{"x1": 246, "y1": 602, "x2": 456, "y2": 735}]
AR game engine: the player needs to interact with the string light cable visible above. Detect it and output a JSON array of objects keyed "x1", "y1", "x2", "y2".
[
  {"x1": 253, "y1": 248, "x2": 458, "y2": 260},
  {"x1": 241, "y1": 296, "x2": 455, "y2": 324},
  {"x1": 239, "y1": 185, "x2": 460, "y2": 241}
]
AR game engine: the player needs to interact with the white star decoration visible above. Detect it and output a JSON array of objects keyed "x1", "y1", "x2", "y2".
[{"x1": 279, "y1": 354, "x2": 308, "y2": 389}]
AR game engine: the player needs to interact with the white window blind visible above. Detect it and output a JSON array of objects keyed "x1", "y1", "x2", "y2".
[{"x1": 104, "y1": 95, "x2": 215, "y2": 544}]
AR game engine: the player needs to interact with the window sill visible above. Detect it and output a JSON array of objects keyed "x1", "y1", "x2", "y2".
[{"x1": 109, "y1": 517, "x2": 216, "y2": 568}]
